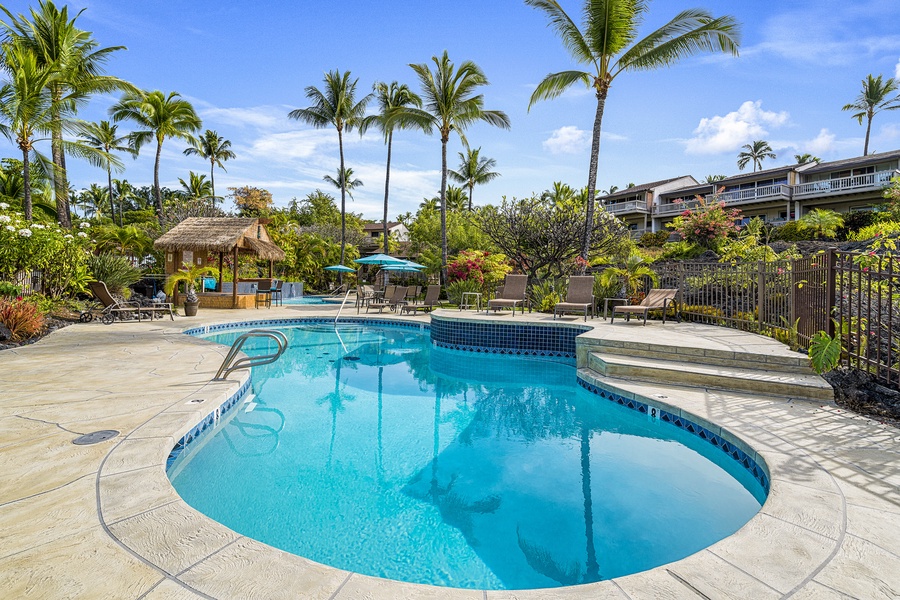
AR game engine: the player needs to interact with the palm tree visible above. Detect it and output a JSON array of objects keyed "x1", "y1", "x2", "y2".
[
  {"x1": 407, "y1": 51, "x2": 511, "y2": 283},
  {"x1": 1, "y1": 1, "x2": 132, "y2": 227},
  {"x1": 599, "y1": 252, "x2": 659, "y2": 301},
  {"x1": 444, "y1": 186, "x2": 469, "y2": 212},
  {"x1": 794, "y1": 153, "x2": 820, "y2": 165},
  {"x1": 705, "y1": 174, "x2": 726, "y2": 182},
  {"x1": 323, "y1": 166, "x2": 363, "y2": 199},
  {"x1": 359, "y1": 81, "x2": 424, "y2": 252},
  {"x1": 178, "y1": 171, "x2": 213, "y2": 202},
  {"x1": 183, "y1": 129, "x2": 235, "y2": 205},
  {"x1": 79, "y1": 183, "x2": 109, "y2": 220},
  {"x1": 78, "y1": 120, "x2": 132, "y2": 225},
  {"x1": 526, "y1": 0, "x2": 740, "y2": 265},
  {"x1": 110, "y1": 90, "x2": 201, "y2": 226},
  {"x1": 543, "y1": 181, "x2": 577, "y2": 203},
  {"x1": 288, "y1": 70, "x2": 373, "y2": 265},
  {"x1": 449, "y1": 146, "x2": 500, "y2": 211},
  {"x1": 799, "y1": 208, "x2": 844, "y2": 239},
  {"x1": 0, "y1": 41, "x2": 53, "y2": 220},
  {"x1": 737, "y1": 140, "x2": 776, "y2": 172},
  {"x1": 842, "y1": 74, "x2": 900, "y2": 156},
  {"x1": 111, "y1": 178, "x2": 136, "y2": 219}
]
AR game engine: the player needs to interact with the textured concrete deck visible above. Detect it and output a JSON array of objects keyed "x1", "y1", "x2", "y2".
[{"x1": 1, "y1": 304, "x2": 898, "y2": 599}]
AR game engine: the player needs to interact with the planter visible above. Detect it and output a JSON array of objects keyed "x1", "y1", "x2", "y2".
[{"x1": 183, "y1": 300, "x2": 199, "y2": 317}]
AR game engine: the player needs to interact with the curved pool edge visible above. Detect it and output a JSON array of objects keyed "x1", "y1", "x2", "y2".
[{"x1": 93, "y1": 312, "x2": 865, "y2": 598}]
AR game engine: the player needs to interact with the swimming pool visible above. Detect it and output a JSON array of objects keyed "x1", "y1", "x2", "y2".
[
  {"x1": 282, "y1": 296, "x2": 328, "y2": 305},
  {"x1": 170, "y1": 323, "x2": 765, "y2": 590}
]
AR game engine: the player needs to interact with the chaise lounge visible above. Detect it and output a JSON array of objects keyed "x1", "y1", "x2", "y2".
[
  {"x1": 486, "y1": 274, "x2": 528, "y2": 316},
  {"x1": 611, "y1": 288, "x2": 679, "y2": 325},
  {"x1": 553, "y1": 275, "x2": 595, "y2": 321}
]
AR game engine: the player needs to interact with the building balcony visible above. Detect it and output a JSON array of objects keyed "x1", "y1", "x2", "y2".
[
  {"x1": 793, "y1": 170, "x2": 898, "y2": 199},
  {"x1": 716, "y1": 184, "x2": 792, "y2": 206},
  {"x1": 604, "y1": 200, "x2": 650, "y2": 215},
  {"x1": 654, "y1": 199, "x2": 700, "y2": 215}
]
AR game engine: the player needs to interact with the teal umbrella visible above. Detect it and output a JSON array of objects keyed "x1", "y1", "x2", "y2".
[
  {"x1": 380, "y1": 264, "x2": 423, "y2": 272},
  {"x1": 324, "y1": 264, "x2": 357, "y2": 273},
  {"x1": 399, "y1": 259, "x2": 427, "y2": 269},
  {"x1": 355, "y1": 253, "x2": 405, "y2": 265}
]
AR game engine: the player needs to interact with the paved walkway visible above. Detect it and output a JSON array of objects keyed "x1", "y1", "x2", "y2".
[{"x1": 0, "y1": 305, "x2": 898, "y2": 599}]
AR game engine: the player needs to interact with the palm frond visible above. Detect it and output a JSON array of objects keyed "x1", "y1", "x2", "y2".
[
  {"x1": 528, "y1": 70, "x2": 591, "y2": 109},
  {"x1": 525, "y1": 0, "x2": 596, "y2": 65},
  {"x1": 618, "y1": 11, "x2": 740, "y2": 72}
]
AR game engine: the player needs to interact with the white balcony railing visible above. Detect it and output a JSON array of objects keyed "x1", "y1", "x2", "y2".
[
  {"x1": 654, "y1": 199, "x2": 701, "y2": 215},
  {"x1": 716, "y1": 184, "x2": 792, "y2": 205},
  {"x1": 793, "y1": 170, "x2": 898, "y2": 199},
  {"x1": 605, "y1": 200, "x2": 650, "y2": 214}
]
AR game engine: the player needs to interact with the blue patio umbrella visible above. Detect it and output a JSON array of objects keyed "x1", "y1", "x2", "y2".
[
  {"x1": 354, "y1": 253, "x2": 406, "y2": 265},
  {"x1": 324, "y1": 264, "x2": 357, "y2": 273},
  {"x1": 398, "y1": 259, "x2": 427, "y2": 269},
  {"x1": 380, "y1": 264, "x2": 423, "y2": 273}
]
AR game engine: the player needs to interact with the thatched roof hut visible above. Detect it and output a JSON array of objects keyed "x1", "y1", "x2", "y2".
[{"x1": 154, "y1": 217, "x2": 285, "y2": 308}]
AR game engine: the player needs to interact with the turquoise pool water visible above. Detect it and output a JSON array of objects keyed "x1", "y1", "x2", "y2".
[
  {"x1": 170, "y1": 324, "x2": 765, "y2": 590},
  {"x1": 282, "y1": 296, "x2": 328, "y2": 305}
]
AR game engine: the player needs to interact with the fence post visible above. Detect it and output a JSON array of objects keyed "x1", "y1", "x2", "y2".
[
  {"x1": 757, "y1": 260, "x2": 766, "y2": 327},
  {"x1": 825, "y1": 249, "x2": 836, "y2": 337}
]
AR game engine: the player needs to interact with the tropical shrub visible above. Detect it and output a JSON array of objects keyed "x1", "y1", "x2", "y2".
[
  {"x1": 659, "y1": 241, "x2": 706, "y2": 260},
  {"x1": 0, "y1": 281, "x2": 20, "y2": 298},
  {"x1": 667, "y1": 195, "x2": 741, "y2": 249},
  {"x1": 528, "y1": 279, "x2": 561, "y2": 313},
  {"x1": 847, "y1": 220, "x2": 900, "y2": 242},
  {"x1": 87, "y1": 254, "x2": 142, "y2": 295},
  {"x1": 164, "y1": 263, "x2": 220, "y2": 303},
  {"x1": 447, "y1": 250, "x2": 511, "y2": 288},
  {"x1": 808, "y1": 331, "x2": 842, "y2": 374},
  {"x1": 837, "y1": 210, "x2": 877, "y2": 239},
  {"x1": 770, "y1": 220, "x2": 815, "y2": 242},
  {"x1": 799, "y1": 209, "x2": 844, "y2": 239},
  {"x1": 0, "y1": 298, "x2": 45, "y2": 342},
  {"x1": 598, "y1": 253, "x2": 659, "y2": 301},
  {"x1": 445, "y1": 279, "x2": 482, "y2": 305},
  {"x1": 638, "y1": 231, "x2": 670, "y2": 248}
]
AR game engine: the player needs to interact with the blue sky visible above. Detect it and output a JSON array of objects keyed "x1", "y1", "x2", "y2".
[{"x1": 3, "y1": 0, "x2": 900, "y2": 219}]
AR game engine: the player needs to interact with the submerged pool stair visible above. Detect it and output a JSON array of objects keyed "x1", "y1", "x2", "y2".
[{"x1": 584, "y1": 339, "x2": 834, "y2": 401}]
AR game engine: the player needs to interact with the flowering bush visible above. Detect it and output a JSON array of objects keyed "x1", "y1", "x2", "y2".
[
  {"x1": 447, "y1": 250, "x2": 511, "y2": 289},
  {"x1": 667, "y1": 193, "x2": 741, "y2": 249},
  {"x1": 0, "y1": 208, "x2": 94, "y2": 297},
  {"x1": 0, "y1": 298, "x2": 45, "y2": 342}
]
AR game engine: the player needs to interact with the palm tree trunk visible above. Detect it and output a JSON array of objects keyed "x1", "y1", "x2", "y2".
[
  {"x1": 864, "y1": 116, "x2": 873, "y2": 156},
  {"x1": 582, "y1": 89, "x2": 608, "y2": 269},
  {"x1": 338, "y1": 128, "x2": 347, "y2": 269},
  {"x1": 154, "y1": 140, "x2": 164, "y2": 227},
  {"x1": 468, "y1": 183, "x2": 474, "y2": 211},
  {"x1": 383, "y1": 131, "x2": 393, "y2": 254},
  {"x1": 107, "y1": 165, "x2": 117, "y2": 226},
  {"x1": 581, "y1": 424, "x2": 599, "y2": 580},
  {"x1": 50, "y1": 97, "x2": 72, "y2": 228},
  {"x1": 210, "y1": 159, "x2": 216, "y2": 210},
  {"x1": 21, "y1": 147, "x2": 32, "y2": 221},
  {"x1": 440, "y1": 135, "x2": 449, "y2": 285}
]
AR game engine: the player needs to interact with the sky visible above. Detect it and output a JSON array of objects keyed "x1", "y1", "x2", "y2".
[{"x1": 3, "y1": 0, "x2": 900, "y2": 220}]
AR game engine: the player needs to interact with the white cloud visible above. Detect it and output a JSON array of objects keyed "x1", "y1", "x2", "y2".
[
  {"x1": 543, "y1": 126, "x2": 589, "y2": 155},
  {"x1": 804, "y1": 129, "x2": 837, "y2": 154},
  {"x1": 200, "y1": 105, "x2": 290, "y2": 130},
  {"x1": 684, "y1": 101, "x2": 790, "y2": 155},
  {"x1": 244, "y1": 130, "x2": 338, "y2": 163}
]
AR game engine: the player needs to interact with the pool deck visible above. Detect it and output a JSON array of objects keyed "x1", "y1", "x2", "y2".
[{"x1": 1, "y1": 304, "x2": 898, "y2": 599}]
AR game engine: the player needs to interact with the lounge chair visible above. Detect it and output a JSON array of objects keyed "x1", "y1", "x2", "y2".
[
  {"x1": 553, "y1": 276, "x2": 595, "y2": 321},
  {"x1": 271, "y1": 279, "x2": 284, "y2": 306},
  {"x1": 487, "y1": 274, "x2": 528, "y2": 316},
  {"x1": 367, "y1": 285, "x2": 408, "y2": 313},
  {"x1": 611, "y1": 288, "x2": 679, "y2": 325},
  {"x1": 401, "y1": 285, "x2": 442, "y2": 314},
  {"x1": 356, "y1": 284, "x2": 376, "y2": 312},
  {"x1": 88, "y1": 281, "x2": 174, "y2": 324},
  {"x1": 255, "y1": 279, "x2": 273, "y2": 308}
]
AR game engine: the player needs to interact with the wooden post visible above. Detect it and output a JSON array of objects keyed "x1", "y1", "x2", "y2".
[
  {"x1": 268, "y1": 260, "x2": 273, "y2": 278},
  {"x1": 217, "y1": 252, "x2": 223, "y2": 292},
  {"x1": 232, "y1": 246, "x2": 239, "y2": 309}
]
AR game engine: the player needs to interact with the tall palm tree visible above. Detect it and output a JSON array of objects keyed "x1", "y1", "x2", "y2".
[
  {"x1": 449, "y1": 146, "x2": 500, "y2": 211},
  {"x1": 842, "y1": 74, "x2": 900, "y2": 156},
  {"x1": 288, "y1": 70, "x2": 373, "y2": 265},
  {"x1": 1, "y1": 1, "x2": 132, "y2": 227},
  {"x1": 323, "y1": 166, "x2": 363, "y2": 199},
  {"x1": 110, "y1": 90, "x2": 201, "y2": 226},
  {"x1": 794, "y1": 153, "x2": 820, "y2": 165},
  {"x1": 79, "y1": 183, "x2": 108, "y2": 219},
  {"x1": 183, "y1": 129, "x2": 235, "y2": 205},
  {"x1": 360, "y1": 81, "x2": 424, "y2": 253},
  {"x1": 178, "y1": 171, "x2": 213, "y2": 202},
  {"x1": 0, "y1": 41, "x2": 53, "y2": 220},
  {"x1": 78, "y1": 120, "x2": 131, "y2": 225},
  {"x1": 407, "y1": 51, "x2": 511, "y2": 283},
  {"x1": 526, "y1": 0, "x2": 740, "y2": 265},
  {"x1": 737, "y1": 140, "x2": 776, "y2": 172}
]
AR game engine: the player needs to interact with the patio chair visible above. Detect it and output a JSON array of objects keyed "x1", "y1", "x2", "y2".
[
  {"x1": 88, "y1": 281, "x2": 174, "y2": 324},
  {"x1": 366, "y1": 285, "x2": 408, "y2": 313},
  {"x1": 271, "y1": 279, "x2": 284, "y2": 306},
  {"x1": 401, "y1": 285, "x2": 443, "y2": 314},
  {"x1": 255, "y1": 279, "x2": 273, "y2": 308},
  {"x1": 553, "y1": 276, "x2": 595, "y2": 321},
  {"x1": 356, "y1": 284, "x2": 376, "y2": 312},
  {"x1": 611, "y1": 288, "x2": 679, "y2": 325},
  {"x1": 486, "y1": 274, "x2": 528, "y2": 316}
]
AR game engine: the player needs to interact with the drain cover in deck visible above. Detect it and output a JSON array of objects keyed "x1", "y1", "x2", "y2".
[{"x1": 72, "y1": 430, "x2": 120, "y2": 445}]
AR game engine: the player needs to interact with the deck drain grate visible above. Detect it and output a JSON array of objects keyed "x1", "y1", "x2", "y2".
[{"x1": 72, "y1": 430, "x2": 119, "y2": 445}]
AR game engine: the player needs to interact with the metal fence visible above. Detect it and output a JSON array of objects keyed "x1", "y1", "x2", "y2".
[{"x1": 652, "y1": 250, "x2": 900, "y2": 388}]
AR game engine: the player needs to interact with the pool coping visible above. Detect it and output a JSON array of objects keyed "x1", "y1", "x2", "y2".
[{"x1": 3, "y1": 306, "x2": 899, "y2": 598}]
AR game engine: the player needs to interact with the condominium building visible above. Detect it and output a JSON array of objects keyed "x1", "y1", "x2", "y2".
[{"x1": 600, "y1": 175, "x2": 698, "y2": 238}]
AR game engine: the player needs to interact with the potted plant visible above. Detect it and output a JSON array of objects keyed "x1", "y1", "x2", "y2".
[{"x1": 164, "y1": 263, "x2": 219, "y2": 317}]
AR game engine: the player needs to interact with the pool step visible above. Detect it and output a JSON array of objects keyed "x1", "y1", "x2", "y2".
[
  {"x1": 588, "y1": 352, "x2": 833, "y2": 401},
  {"x1": 589, "y1": 339, "x2": 813, "y2": 374}
]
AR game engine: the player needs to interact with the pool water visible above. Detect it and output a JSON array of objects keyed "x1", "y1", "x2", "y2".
[
  {"x1": 170, "y1": 324, "x2": 765, "y2": 590},
  {"x1": 282, "y1": 296, "x2": 328, "y2": 305}
]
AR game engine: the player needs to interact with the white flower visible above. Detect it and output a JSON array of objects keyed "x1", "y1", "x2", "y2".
[
  {"x1": 0, "y1": 202, "x2": 8, "y2": 210},
  {"x1": 63, "y1": 234, "x2": 73, "y2": 240},
  {"x1": 5, "y1": 225, "x2": 14, "y2": 232},
  {"x1": 31, "y1": 223, "x2": 45, "y2": 230},
  {"x1": 18, "y1": 228, "x2": 32, "y2": 238},
  {"x1": 77, "y1": 231, "x2": 88, "y2": 238},
  {"x1": 79, "y1": 222, "x2": 90, "y2": 229},
  {"x1": 0, "y1": 215, "x2": 10, "y2": 223}
]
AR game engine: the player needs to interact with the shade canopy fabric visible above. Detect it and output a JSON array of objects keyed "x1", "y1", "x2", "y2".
[
  {"x1": 399, "y1": 259, "x2": 426, "y2": 269},
  {"x1": 354, "y1": 253, "x2": 406, "y2": 265},
  {"x1": 380, "y1": 264, "x2": 423, "y2": 272},
  {"x1": 324, "y1": 264, "x2": 357, "y2": 272}
]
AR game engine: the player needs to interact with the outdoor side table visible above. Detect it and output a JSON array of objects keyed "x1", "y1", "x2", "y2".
[
  {"x1": 603, "y1": 297, "x2": 629, "y2": 320},
  {"x1": 459, "y1": 292, "x2": 482, "y2": 311}
]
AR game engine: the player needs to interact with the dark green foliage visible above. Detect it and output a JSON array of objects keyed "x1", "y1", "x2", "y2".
[
  {"x1": 87, "y1": 254, "x2": 142, "y2": 295},
  {"x1": 809, "y1": 331, "x2": 842, "y2": 374},
  {"x1": 836, "y1": 210, "x2": 877, "y2": 240},
  {"x1": 770, "y1": 221, "x2": 816, "y2": 242},
  {"x1": 638, "y1": 231, "x2": 670, "y2": 247}
]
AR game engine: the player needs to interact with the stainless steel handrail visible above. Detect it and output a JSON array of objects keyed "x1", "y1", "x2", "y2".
[
  {"x1": 213, "y1": 329, "x2": 289, "y2": 380},
  {"x1": 335, "y1": 287, "x2": 356, "y2": 324}
]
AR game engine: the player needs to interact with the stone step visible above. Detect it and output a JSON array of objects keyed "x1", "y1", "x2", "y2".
[
  {"x1": 588, "y1": 339, "x2": 813, "y2": 374},
  {"x1": 588, "y1": 352, "x2": 833, "y2": 401}
]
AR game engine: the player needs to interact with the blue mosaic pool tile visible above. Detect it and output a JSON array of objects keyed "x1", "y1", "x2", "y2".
[
  {"x1": 430, "y1": 316, "x2": 589, "y2": 358},
  {"x1": 577, "y1": 376, "x2": 769, "y2": 493}
]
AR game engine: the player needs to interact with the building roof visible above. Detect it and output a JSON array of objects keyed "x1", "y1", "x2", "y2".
[
  {"x1": 800, "y1": 149, "x2": 900, "y2": 175},
  {"x1": 153, "y1": 217, "x2": 285, "y2": 261},
  {"x1": 601, "y1": 176, "x2": 695, "y2": 200},
  {"x1": 363, "y1": 221, "x2": 401, "y2": 232}
]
